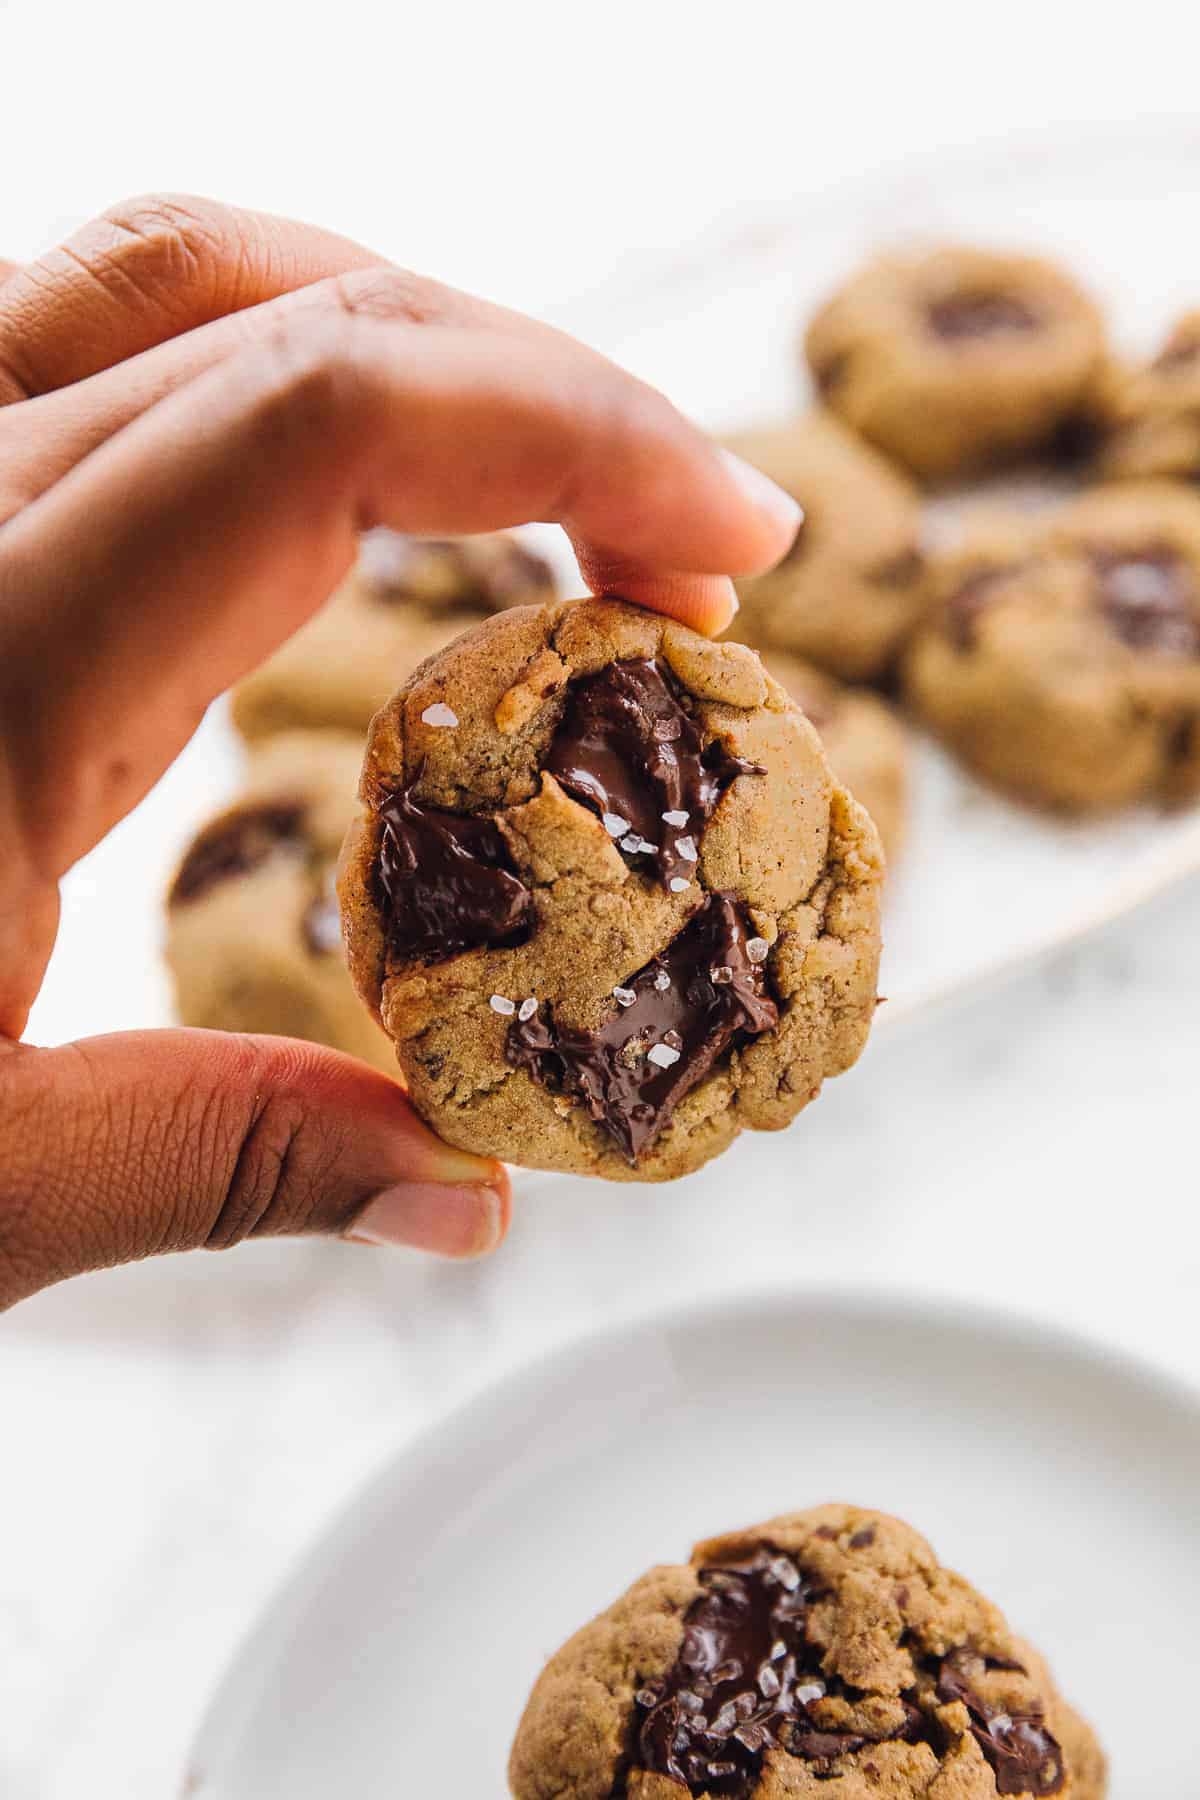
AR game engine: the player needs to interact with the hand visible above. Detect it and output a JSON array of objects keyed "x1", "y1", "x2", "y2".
[{"x1": 0, "y1": 194, "x2": 800, "y2": 1310}]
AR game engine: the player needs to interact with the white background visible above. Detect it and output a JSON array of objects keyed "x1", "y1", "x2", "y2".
[{"x1": 2, "y1": 4, "x2": 1200, "y2": 1796}]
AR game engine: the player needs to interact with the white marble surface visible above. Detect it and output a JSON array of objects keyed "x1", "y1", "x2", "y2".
[
  {"x1": 4, "y1": 7, "x2": 1200, "y2": 1794},
  {"x1": 6, "y1": 877, "x2": 1200, "y2": 1797}
]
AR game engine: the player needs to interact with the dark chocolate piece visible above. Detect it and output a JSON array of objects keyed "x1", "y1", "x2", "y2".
[
  {"x1": 170, "y1": 803, "x2": 306, "y2": 906},
  {"x1": 357, "y1": 531, "x2": 547, "y2": 612},
  {"x1": 376, "y1": 781, "x2": 534, "y2": 962},
  {"x1": 544, "y1": 659, "x2": 761, "y2": 888},
  {"x1": 812, "y1": 351, "x2": 850, "y2": 397},
  {"x1": 944, "y1": 565, "x2": 1023, "y2": 649},
  {"x1": 936, "y1": 1649, "x2": 1064, "y2": 1797},
  {"x1": 927, "y1": 292, "x2": 1040, "y2": 343},
  {"x1": 507, "y1": 893, "x2": 776, "y2": 1163},
  {"x1": 1091, "y1": 547, "x2": 1200, "y2": 656},
  {"x1": 632, "y1": 1549, "x2": 933, "y2": 1798},
  {"x1": 869, "y1": 546, "x2": 926, "y2": 590},
  {"x1": 848, "y1": 1527, "x2": 876, "y2": 1549}
]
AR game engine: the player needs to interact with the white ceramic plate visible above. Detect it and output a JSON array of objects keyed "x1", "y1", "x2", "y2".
[
  {"x1": 186, "y1": 1288, "x2": 1200, "y2": 1799},
  {"x1": 23, "y1": 124, "x2": 1200, "y2": 1053}
]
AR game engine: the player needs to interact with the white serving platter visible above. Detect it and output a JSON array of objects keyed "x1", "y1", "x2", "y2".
[
  {"x1": 185, "y1": 1287, "x2": 1200, "y2": 1797},
  {"x1": 25, "y1": 125, "x2": 1200, "y2": 1052}
]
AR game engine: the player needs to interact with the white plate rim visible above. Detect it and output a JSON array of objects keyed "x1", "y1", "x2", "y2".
[{"x1": 183, "y1": 1278, "x2": 1200, "y2": 1796}]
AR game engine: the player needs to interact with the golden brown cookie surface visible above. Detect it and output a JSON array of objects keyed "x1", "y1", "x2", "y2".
[
  {"x1": 166, "y1": 733, "x2": 394, "y2": 1072},
  {"x1": 904, "y1": 483, "x2": 1200, "y2": 812},
  {"x1": 338, "y1": 598, "x2": 883, "y2": 1181},
  {"x1": 231, "y1": 531, "x2": 557, "y2": 742},
  {"x1": 764, "y1": 652, "x2": 909, "y2": 864},
  {"x1": 804, "y1": 246, "x2": 1105, "y2": 481},
  {"x1": 509, "y1": 1503, "x2": 1106, "y2": 1800},
  {"x1": 725, "y1": 414, "x2": 927, "y2": 681}
]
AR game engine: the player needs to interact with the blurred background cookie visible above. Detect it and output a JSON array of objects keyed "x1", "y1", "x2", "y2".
[
  {"x1": 509, "y1": 1502, "x2": 1106, "y2": 1800},
  {"x1": 165, "y1": 732, "x2": 393, "y2": 1072},
  {"x1": 804, "y1": 245, "x2": 1106, "y2": 481},
  {"x1": 231, "y1": 530, "x2": 557, "y2": 743},
  {"x1": 765, "y1": 650, "x2": 909, "y2": 863},
  {"x1": 1097, "y1": 310, "x2": 1200, "y2": 482},
  {"x1": 904, "y1": 483, "x2": 1200, "y2": 811},
  {"x1": 725, "y1": 413, "x2": 928, "y2": 681}
]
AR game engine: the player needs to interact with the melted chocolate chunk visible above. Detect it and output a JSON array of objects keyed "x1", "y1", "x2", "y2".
[
  {"x1": 170, "y1": 803, "x2": 306, "y2": 906},
  {"x1": 935, "y1": 1649, "x2": 1064, "y2": 1797},
  {"x1": 944, "y1": 565, "x2": 1023, "y2": 649},
  {"x1": 812, "y1": 351, "x2": 850, "y2": 397},
  {"x1": 927, "y1": 292, "x2": 1040, "y2": 343},
  {"x1": 544, "y1": 660, "x2": 761, "y2": 888},
  {"x1": 506, "y1": 893, "x2": 776, "y2": 1163},
  {"x1": 1091, "y1": 547, "x2": 1200, "y2": 656},
  {"x1": 869, "y1": 546, "x2": 926, "y2": 590},
  {"x1": 631, "y1": 1550, "x2": 933, "y2": 1798},
  {"x1": 376, "y1": 781, "x2": 534, "y2": 961},
  {"x1": 358, "y1": 530, "x2": 547, "y2": 612}
]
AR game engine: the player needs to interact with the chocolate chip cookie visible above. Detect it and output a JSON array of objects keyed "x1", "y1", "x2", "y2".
[
  {"x1": 804, "y1": 246, "x2": 1106, "y2": 482},
  {"x1": 231, "y1": 530, "x2": 557, "y2": 743},
  {"x1": 725, "y1": 414, "x2": 928, "y2": 682},
  {"x1": 166, "y1": 732, "x2": 393, "y2": 1072},
  {"x1": 509, "y1": 1503, "x2": 1106, "y2": 1800},
  {"x1": 338, "y1": 598, "x2": 884, "y2": 1180},
  {"x1": 904, "y1": 482, "x2": 1200, "y2": 812},
  {"x1": 765, "y1": 653, "x2": 909, "y2": 863},
  {"x1": 1097, "y1": 310, "x2": 1200, "y2": 482}
]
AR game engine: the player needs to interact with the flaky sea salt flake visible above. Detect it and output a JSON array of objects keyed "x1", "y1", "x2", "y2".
[
  {"x1": 517, "y1": 997, "x2": 538, "y2": 1022},
  {"x1": 674, "y1": 835, "x2": 698, "y2": 861},
  {"x1": 746, "y1": 936, "x2": 769, "y2": 963},
  {"x1": 613, "y1": 986, "x2": 636, "y2": 1007},
  {"x1": 662, "y1": 809, "x2": 689, "y2": 827},
  {"x1": 653, "y1": 969, "x2": 671, "y2": 991},
  {"x1": 602, "y1": 812, "x2": 631, "y2": 837},
  {"x1": 421, "y1": 702, "x2": 459, "y2": 727},
  {"x1": 647, "y1": 1042, "x2": 681, "y2": 1069},
  {"x1": 669, "y1": 876, "x2": 690, "y2": 893},
  {"x1": 489, "y1": 994, "x2": 516, "y2": 1016}
]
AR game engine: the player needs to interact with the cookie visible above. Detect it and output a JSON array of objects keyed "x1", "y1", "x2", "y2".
[
  {"x1": 338, "y1": 598, "x2": 884, "y2": 1181},
  {"x1": 509, "y1": 1502, "x2": 1106, "y2": 1800},
  {"x1": 765, "y1": 652, "x2": 909, "y2": 863},
  {"x1": 231, "y1": 530, "x2": 557, "y2": 742},
  {"x1": 166, "y1": 733, "x2": 393, "y2": 1073},
  {"x1": 903, "y1": 482, "x2": 1200, "y2": 812},
  {"x1": 804, "y1": 246, "x2": 1106, "y2": 482},
  {"x1": 725, "y1": 414, "x2": 927, "y2": 682},
  {"x1": 1097, "y1": 310, "x2": 1200, "y2": 482}
]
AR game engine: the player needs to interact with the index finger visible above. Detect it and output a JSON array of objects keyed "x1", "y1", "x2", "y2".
[{"x1": 2, "y1": 312, "x2": 801, "y2": 874}]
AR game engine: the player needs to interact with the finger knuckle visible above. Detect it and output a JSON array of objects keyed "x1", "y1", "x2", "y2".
[
  {"x1": 92, "y1": 193, "x2": 228, "y2": 307},
  {"x1": 202, "y1": 1041, "x2": 332, "y2": 1249},
  {"x1": 243, "y1": 314, "x2": 380, "y2": 445},
  {"x1": 330, "y1": 264, "x2": 452, "y2": 329}
]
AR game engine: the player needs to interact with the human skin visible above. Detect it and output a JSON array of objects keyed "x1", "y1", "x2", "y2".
[{"x1": 0, "y1": 195, "x2": 799, "y2": 1310}]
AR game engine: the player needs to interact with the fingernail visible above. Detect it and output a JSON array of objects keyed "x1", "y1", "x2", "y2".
[
  {"x1": 719, "y1": 449, "x2": 804, "y2": 540},
  {"x1": 347, "y1": 1179, "x2": 508, "y2": 1258}
]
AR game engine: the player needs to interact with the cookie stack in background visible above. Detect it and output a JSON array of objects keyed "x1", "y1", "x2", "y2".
[{"x1": 724, "y1": 241, "x2": 1200, "y2": 825}]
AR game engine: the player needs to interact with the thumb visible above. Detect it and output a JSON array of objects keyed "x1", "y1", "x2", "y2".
[{"x1": 0, "y1": 1029, "x2": 510, "y2": 1311}]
